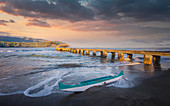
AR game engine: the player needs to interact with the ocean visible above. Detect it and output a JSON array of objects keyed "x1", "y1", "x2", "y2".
[{"x1": 0, "y1": 47, "x2": 169, "y2": 97}]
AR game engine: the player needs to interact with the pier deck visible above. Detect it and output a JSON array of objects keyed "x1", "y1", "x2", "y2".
[{"x1": 56, "y1": 48, "x2": 170, "y2": 65}]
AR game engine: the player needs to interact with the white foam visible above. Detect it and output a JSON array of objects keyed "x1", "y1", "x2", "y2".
[
  {"x1": 0, "y1": 91, "x2": 23, "y2": 96},
  {"x1": 83, "y1": 61, "x2": 140, "y2": 67},
  {"x1": 7, "y1": 50, "x2": 14, "y2": 52},
  {"x1": 106, "y1": 76, "x2": 134, "y2": 88},
  {"x1": 23, "y1": 71, "x2": 71, "y2": 97},
  {"x1": 24, "y1": 77, "x2": 61, "y2": 97},
  {"x1": 126, "y1": 62, "x2": 140, "y2": 65}
]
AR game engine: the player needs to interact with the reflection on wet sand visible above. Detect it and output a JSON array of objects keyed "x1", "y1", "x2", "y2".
[
  {"x1": 100, "y1": 58, "x2": 107, "y2": 63},
  {"x1": 99, "y1": 57, "x2": 162, "y2": 73},
  {"x1": 144, "y1": 63, "x2": 161, "y2": 72},
  {"x1": 110, "y1": 59, "x2": 115, "y2": 63},
  {"x1": 144, "y1": 64, "x2": 154, "y2": 73},
  {"x1": 126, "y1": 63, "x2": 162, "y2": 73},
  {"x1": 153, "y1": 63, "x2": 162, "y2": 71}
]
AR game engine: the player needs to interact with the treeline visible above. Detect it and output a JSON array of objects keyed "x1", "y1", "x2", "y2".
[{"x1": 0, "y1": 41, "x2": 60, "y2": 47}]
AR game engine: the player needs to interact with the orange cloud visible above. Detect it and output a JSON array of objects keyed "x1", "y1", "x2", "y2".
[
  {"x1": 0, "y1": 19, "x2": 15, "y2": 26},
  {"x1": 0, "y1": 2, "x2": 6, "y2": 5},
  {"x1": 26, "y1": 19, "x2": 51, "y2": 28}
]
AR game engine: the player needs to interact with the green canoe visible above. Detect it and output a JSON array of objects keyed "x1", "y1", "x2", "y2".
[{"x1": 59, "y1": 70, "x2": 124, "y2": 92}]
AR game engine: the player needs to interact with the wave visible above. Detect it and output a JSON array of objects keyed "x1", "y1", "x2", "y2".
[
  {"x1": 83, "y1": 61, "x2": 140, "y2": 67},
  {"x1": 24, "y1": 77, "x2": 61, "y2": 97},
  {"x1": 0, "y1": 50, "x2": 16, "y2": 53},
  {"x1": 7, "y1": 50, "x2": 15, "y2": 52},
  {"x1": 0, "y1": 64, "x2": 83, "y2": 81},
  {"x1": 3, "y1": 55, "x2": 18, "y2": 58},
  {"x1": 57, "y1": 64, "x2": 82, "y2": 68},
  {"x1": 22, "y1": 49, "x2": 43, "y2": 52},
  {"x1": 27, "y1": 54, "x2": 59, "y2": 58},
  {"x1": 106, "y1": 76, "x2": 134, "y2": 88},
  {"x1": 0, "y1": 91, "x2": 23, "y2": 96},
  {"x1": 23, "y1": 71, "x2": 72, "y2": 97}
]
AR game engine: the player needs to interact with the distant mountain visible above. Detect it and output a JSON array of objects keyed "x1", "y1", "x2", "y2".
[
  {"x1": 0, "y1": 36, "x2": 48, "y2": 42},
  {"x1": 0, "y1": 36, "x2": 66, "y2": 47}
]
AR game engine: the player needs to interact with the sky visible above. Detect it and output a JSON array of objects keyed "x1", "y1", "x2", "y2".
[{"x1": 0, "y1": 0, "x2": 170, "y2": 48}]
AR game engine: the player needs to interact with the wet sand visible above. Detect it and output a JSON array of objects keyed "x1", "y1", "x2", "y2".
[{"x1": 0, "y1": 69, "x2": 170, "y2": 106}]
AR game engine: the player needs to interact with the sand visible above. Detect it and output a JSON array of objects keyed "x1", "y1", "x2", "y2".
[{"x1": 0, "y1": 69, "x2": 170, "y2": 106}]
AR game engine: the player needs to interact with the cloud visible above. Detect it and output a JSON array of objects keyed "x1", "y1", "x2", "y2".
[
  {"x1": 58, "y1": 19, "x2": 170, "y2": 36},
  {"x1": 9, "y1": 19, "x2": 15, "y2": 23},
  {"x1": 89, "y1": 0, "x2": 170, "y2": 22},
  {"x1": 1, "y1": 0, "x2": 170, "y2": 23},
  {"x1": 60, "y1": 20, "x2": 119, "y2": 31},
  {"x1": 0, "y1": 31, "x2": 10, "y2": 36},
  {"x1": 158, "y1": 40, "x2": 170, "y2": 46},
  {"x1": 0, "y1": 0, "x2": 94, "y2": 22},
  {"x1": 0, "y1": 19, "x2": 15, "y2": 26},
  {"x1": 26, "y1": 19, "x2": 51, "y2": 27}
]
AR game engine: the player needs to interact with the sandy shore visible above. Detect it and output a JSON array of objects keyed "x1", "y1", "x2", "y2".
[{"x1": 0, "y1": 69, "x2": 170, "y2": 106}]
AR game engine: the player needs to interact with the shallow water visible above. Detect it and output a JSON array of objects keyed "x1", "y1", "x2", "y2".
[{"x1": 0, "y1": 47, "x2": 169, "y2": 97}]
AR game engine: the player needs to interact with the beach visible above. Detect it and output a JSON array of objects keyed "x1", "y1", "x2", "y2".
[
  {"x1": 0, "y1": 48, "x2": 170, "y2": 106},
  {"x1": 0, "y1": 69, "x2": 170, "y2": 106}
]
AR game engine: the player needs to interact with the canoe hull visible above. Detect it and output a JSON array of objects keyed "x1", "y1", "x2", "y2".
[{"x1": 60, "y1": 75, "x2": 123, "y2": 92}]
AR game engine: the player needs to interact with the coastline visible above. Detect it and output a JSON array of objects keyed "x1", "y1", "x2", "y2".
[{"x1": 0, "y1": 69, "x2": 170, "y2": 106}]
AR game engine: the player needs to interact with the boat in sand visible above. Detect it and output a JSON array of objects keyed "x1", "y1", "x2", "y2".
[{"x1": 59, "y1": 70, "x2": 124, "y2": 92}]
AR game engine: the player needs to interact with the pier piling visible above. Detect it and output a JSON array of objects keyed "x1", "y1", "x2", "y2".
[
  {"x1": 153, "y1": 56, "x2": 160, "y2": 64},
  {"x1": 80, "y1": 50, "x2": 84, "y2": 54},
  {"x1": 118, "y1": 52, "x2": 124, "y2": 61},
  {"x1": 71, "y1": 49, "x2": 73, "y2": 53},
  {"x1": 111, "y1": 52, "x2": 115, "y2": 59},
  {"x1": 127, "y1": 54, "x2": 133, "y2": 59},
  {"x1": 77, "y1": 49, "x2": 80, "y2": 54},
  {"x1": 86, "y1": 50, "x2": 89, "y2": 55},
  {"x1": 101, "y1": 51, "x2": 107, "y2": 58},
  {"x1": 93, "y1": 51, "x2": 96, "y2": 56},
  {"x1": 144, "y1": 55, "x2": 153, "y2": 65}
]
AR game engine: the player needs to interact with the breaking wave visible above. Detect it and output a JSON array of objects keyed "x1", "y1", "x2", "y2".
[
  {"x1": 106, "y1": 76, "x2": 134, "y2": 88},
  {"x1": 83, "y1": 61, "x2": 140, "y2": 67},
  {"x1": 27, "y1": 54, "x2": 59, "y2": 58},
  {"x1": 23, "y1": 71, "x2": 73, "y2": 97},
  {"x1": 24, "y1": 77, "x2": 61, "y2": 97},
  {"x1": 0, "y1": 91, "x2": 23, "y2": 96}
]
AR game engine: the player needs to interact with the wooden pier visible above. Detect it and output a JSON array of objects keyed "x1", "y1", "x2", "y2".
[{"x1": 56, "y1": 48, "x2": 170, "y2": 65}]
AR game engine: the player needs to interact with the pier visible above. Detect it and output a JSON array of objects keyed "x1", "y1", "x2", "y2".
[{"x1": 56, "y1": 48, "x2": 170, "y2": 65}]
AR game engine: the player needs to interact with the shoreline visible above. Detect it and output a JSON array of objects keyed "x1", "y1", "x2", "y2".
[{"x1": 0, "y1": 69, "x2": 170, "y2": 106}]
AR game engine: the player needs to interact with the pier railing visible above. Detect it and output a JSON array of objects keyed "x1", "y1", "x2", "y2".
[{"x1": 56, "y1": 48, "x2": 170, "y2": 65}]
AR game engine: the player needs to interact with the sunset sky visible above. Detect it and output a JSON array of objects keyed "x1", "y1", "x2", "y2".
[{"x1": 0, "y1": 0, "x2": 170, "y2": 48}]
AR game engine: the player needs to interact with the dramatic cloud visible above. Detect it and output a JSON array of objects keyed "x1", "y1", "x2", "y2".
[
  {"x1": 0, "y1": 19, "x2": 15, "y2": 26},
  {"x1": 0, "y1": 0, "x2": 94, "y2": 22},
  {"x1": 0, "y1": 0, "x2": 170, "y2": 23},
  {"x1": 26, "y1": 19, "x2": 51, "y2": 27},
  {"x1": 90, "y1": 0, "x2": 170, "y2": 22},
  {"x1": 59, "y1": 20, "x2": 118, "y2": 31}
]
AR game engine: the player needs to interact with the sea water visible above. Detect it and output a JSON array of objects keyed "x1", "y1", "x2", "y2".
[{"x1": 0, "y1": 47, "x2": 169, "y2": 97}]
